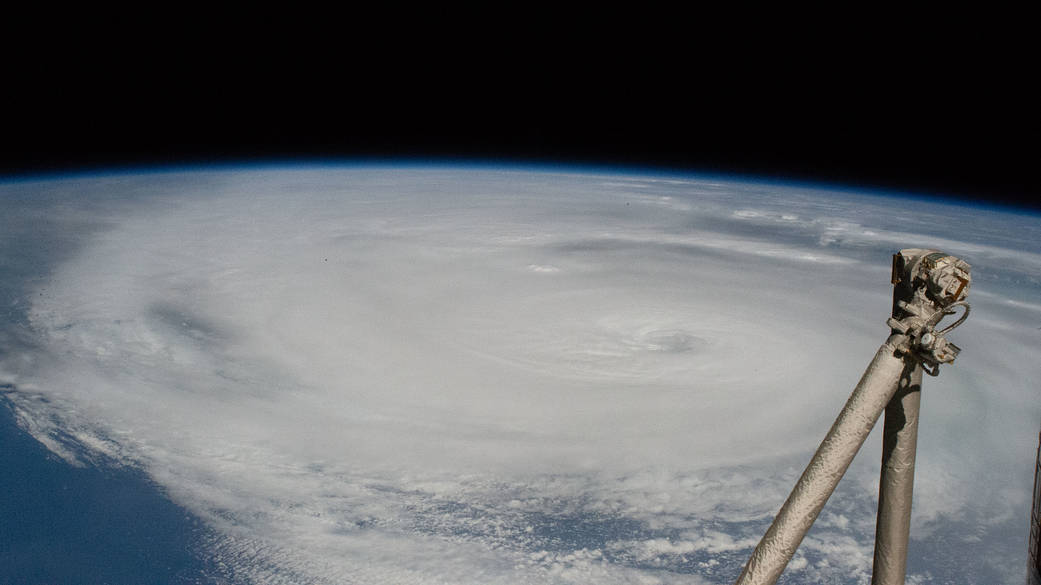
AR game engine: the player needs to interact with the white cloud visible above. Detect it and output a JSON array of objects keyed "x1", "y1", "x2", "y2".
[{"x1": 1, "y1": 167, "x2": 1037, "y2": 584}]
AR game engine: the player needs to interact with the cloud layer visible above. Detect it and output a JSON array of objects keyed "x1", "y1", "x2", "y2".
[{"x1": 2, "y1": 167, "x2": 1039, "y2": 584}]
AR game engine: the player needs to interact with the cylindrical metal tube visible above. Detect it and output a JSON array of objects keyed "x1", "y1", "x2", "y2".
[
  {"x1": 734, "y1": 337, "x2": 909, "y2": 585},
  {"x1": 1028, "y1": 426, "x2": 1041, "y2": 585},
  {"x1": 871, "y1": 362, "x2": 923, "y2": 585}
]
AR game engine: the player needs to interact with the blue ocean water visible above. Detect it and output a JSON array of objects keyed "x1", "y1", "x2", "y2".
[{"x1": 0, "y1": 393, "x2": 223, "y2": 585}]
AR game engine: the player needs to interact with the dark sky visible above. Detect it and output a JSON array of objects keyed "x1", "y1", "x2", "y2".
[{"x1": 4, "y1": 20, "x2": 1036, "y2": 210}]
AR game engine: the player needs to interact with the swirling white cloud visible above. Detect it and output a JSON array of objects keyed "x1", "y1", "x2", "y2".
[{"x1": 1, "y1": 167, "x2": 1038, "y2": 584}]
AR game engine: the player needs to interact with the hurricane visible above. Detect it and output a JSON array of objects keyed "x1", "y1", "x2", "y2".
[{"x1": 1, "y1": 165, "x2": 1038, "y2": 584}]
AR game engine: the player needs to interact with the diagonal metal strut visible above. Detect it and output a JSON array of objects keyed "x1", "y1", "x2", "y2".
[{"x1": 733, "y1": 249, "x2": 971, "y2": 585}]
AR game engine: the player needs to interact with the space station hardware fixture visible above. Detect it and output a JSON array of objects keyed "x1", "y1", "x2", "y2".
[
  {"x1": 733, "y1": 249, "x2": 971, "y2": 585},
  {"x1": 1029, "y1": 426, "x2": 1041, "y2": 585}
]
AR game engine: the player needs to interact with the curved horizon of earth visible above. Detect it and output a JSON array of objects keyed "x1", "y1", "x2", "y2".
[{"x1": 0, "y1": 163, "x2": 1038, "y2": 584}]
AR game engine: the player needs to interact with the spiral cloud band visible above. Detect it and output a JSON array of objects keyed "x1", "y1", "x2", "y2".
[{"x1": 1, "y1": 167, "x2": 1038, "y2": 584}]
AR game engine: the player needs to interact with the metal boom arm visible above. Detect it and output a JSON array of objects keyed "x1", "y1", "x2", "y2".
[
  {"x1": 734, "y1": 335, "x2": 908, "y2": 584},
  {"x1": 733, "y1": 249, "x2": 972, "y2": 585}
]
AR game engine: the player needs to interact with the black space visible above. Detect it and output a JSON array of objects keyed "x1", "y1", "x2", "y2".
[{"x1": 3, "y1": 20, "x2": 1037, "y2": 210}]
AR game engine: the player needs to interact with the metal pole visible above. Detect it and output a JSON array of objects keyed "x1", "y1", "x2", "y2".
[
  {"x1": 733, "y1": 249, "x2": 971, "y2": 585},
  {"x1": 734, "y1": 335, "x2": 909, "y2": 585},
  {"x1": 871, "y1": 359, "x2": 923, "y2": 585},
  {"x1": 871, "y1": 248, "x2": 931, "y2": 585},
  {"x1": 1028, "y1": 425, "x2": 1041, "y2": 585}
]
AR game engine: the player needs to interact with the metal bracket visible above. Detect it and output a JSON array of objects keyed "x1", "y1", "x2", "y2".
[{"x1": 888, "y1": 250, "x2": 971, "y2": 376}]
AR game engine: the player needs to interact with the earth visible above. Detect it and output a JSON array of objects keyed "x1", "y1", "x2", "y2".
[{"x1": 0, "y1": 164, "x2": 1038, "y2": 584}]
